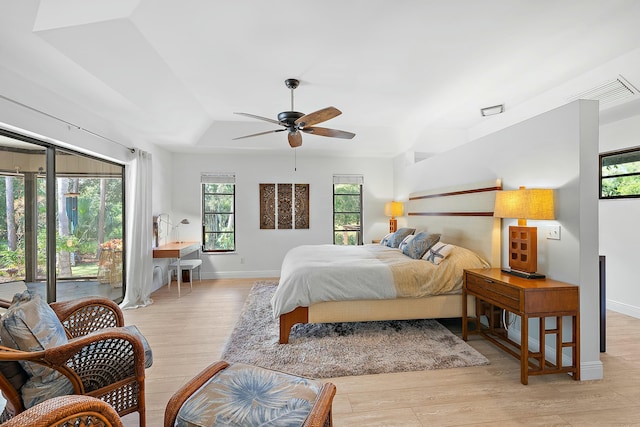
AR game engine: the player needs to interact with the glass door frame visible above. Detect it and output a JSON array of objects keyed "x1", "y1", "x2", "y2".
[{"x1": 0, "y1": 128, "x2": 127, "y2": 303}]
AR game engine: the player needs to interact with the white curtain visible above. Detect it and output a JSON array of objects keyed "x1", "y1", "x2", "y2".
[{"x1": 121, "y1": 149, "x2": 153, "y2": 309}]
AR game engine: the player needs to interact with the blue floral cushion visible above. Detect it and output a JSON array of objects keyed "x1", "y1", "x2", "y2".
[
  {"x1": 0, "y1": 290, "x2": 74, "y2": 408},
  {"x1": 402, "y1": 231, "x2": 441, "y2": 259},
  {"x1": 176, "y1": 363, "x2": 326, "y2": 426},
  {"x1": 387, "y1": 228, "x2": 415, "y2": 248}
]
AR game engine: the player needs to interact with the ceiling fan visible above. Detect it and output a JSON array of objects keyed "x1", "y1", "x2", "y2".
[{"x1": 233, "y1": 78, "x2": 356, "y2": 148}]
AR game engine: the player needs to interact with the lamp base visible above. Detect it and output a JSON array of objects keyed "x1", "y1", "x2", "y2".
[
  {"x1": 501, "y1": 268, "x2": 546, "y2": 279},
  {"x1": 389, "y1": 218, "x2": 398, "y2": 233}
]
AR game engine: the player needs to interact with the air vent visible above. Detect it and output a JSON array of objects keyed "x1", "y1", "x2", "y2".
[{"x1": 569, "y1": 76, "x2": 638, "y2": 106}]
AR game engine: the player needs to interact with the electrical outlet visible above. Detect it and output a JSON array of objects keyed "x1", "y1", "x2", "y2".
[{"x1": 546, "y1": 225, "x2": 561, "y2": 240}]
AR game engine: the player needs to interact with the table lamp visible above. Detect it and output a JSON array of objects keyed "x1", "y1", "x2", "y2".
[
  {"x1": 174, "y1": 218, "x2": 190, "y2": 243},
  {"x1": 493, "y1": 187, "x2": 555, "y2": 279},
  {"x1": 384, "y1": 201, "x2": 404, "y2": 233}
]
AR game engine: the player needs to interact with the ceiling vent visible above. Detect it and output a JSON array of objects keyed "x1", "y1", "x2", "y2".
[{"x1": 569, "y1": 75, "x2": 638, "y2": 106}]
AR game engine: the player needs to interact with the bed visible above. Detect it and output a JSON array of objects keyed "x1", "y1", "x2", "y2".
[{"x1": 274, "y1": 179, "x2": 503, "y2": 344}]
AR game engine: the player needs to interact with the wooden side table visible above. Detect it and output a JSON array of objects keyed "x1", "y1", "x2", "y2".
[{"x1": 462, "y1": 268, "x2": 580, "y2": 385}]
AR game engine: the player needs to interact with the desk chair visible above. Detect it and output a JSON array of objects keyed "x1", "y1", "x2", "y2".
[{"x1": 167, "y1": 259, "x2": 202, "y2": 297}]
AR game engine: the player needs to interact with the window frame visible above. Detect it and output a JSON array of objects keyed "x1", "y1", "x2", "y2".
[
  {"x1": 201, "y1": 174, "x2": 236, "y2": 253},
  {"x1": 600, "y1": 146, "x2": 640, "y2": 200},
  {"x1": 332, "y1": 175, "x2": 364, "y2": 246}
]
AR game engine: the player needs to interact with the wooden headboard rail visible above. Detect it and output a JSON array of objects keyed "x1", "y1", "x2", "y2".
[
  {"x1": 408, "y1": 181, "x2": 502, "y2": 217},
  {"x1": 406, "y1": 179, "x2": 502, "y2": 267}
]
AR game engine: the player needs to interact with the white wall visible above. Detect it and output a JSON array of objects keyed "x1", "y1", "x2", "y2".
[
  {"x1": 599, "y1": 115, "x2": 640, "y2": 318},
  {"x1": 167, "y1": 151, "x2": 394, "y2": 280},
  {"x1": 395, "y1": 100, "x2": 602, "y2": 380}
]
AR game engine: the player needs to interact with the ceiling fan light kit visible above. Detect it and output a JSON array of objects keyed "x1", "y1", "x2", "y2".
[{"x1": 234, "y1": 78, "x2": 356, "y2": 148}]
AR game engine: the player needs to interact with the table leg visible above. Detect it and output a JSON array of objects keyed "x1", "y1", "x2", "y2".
[
  {"x1": 176, "y1": 258, "x2": 181, "y2": 298},
  {"x1": 521, "y1": 314, "x2": 529, "y2": 385},
  {"x1": 462, "y1": 290, "x2": 468, "y2": 340}
]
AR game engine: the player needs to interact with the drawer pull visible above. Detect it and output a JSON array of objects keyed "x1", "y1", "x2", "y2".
[{"x1": 483, "y1": 279, "x2": 493, "y2": 283}]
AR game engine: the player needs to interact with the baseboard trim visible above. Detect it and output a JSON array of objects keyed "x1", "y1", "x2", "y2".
[{"x1": 606, "y1": 299, "x2": 640, "y2": 319}]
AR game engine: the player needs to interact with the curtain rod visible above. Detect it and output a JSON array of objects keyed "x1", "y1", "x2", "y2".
[{"x1": 0, "y1": 94, "x2": 135, "y2": 153}]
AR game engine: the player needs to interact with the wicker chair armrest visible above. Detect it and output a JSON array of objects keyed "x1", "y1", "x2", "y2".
[
  {"x1": 1, "y1": 328, "x2": 145, "y2": 396},
  {"x1": 302, "y1": 382, "x2": 337, "y2": 427},
  {"x1": 41, "y1": 328, "x2": 147, "y2": 394},
  {"x1": 164, "y1": 360, "x2": 230, "y2": 427},
  {"x1": 0, "y1": 395, "x2": 123, "y2": 427},
  {"x1": 0, "y1": 299, "x2": 11, "y2": 309},
  {"x1": 49, "y1": 297, "x2": 125, "y2": 338}
]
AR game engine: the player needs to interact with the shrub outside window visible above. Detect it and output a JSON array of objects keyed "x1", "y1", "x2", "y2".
[
  {"x1": 202, "y1": 173, "x2": 235, "y2": 252},
  {"x1": 333, "y1": 175, "x2": 363, "y2": 245},
  {"x1": 600, "y1": 147, "x2": 640, "y2": 199}
]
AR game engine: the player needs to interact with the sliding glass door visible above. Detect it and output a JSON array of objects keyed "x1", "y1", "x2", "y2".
[{"x1": 0, "y1": 131, "x2": 125, "y2": 303}]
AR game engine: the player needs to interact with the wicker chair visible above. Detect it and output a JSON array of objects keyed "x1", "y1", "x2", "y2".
[
  {"x1": 0, "y1": 395, "x2": 123, "y2": 427},
  {"x1": 0, "y1": 297, "x2": 147, "y2": 427}
]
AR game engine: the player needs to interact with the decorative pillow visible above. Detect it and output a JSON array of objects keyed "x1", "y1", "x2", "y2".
[
  {"x1": 398, "y1": 234, "x2": 415, "y2": 252},
  {"x1": 0, "y1": 291, "x2": 73, "y2": 408},
  {"x1": 402, "y1": 231, "x2": 441, "y2": 259},
  {"x1": 380, "y1": 233, "x2": 394, "y2": 246},
  {"x1": 124, "y1": 325, "x2": 154, "y2": 369},
  {"x1": 388, "y1": 228, "x2": 415, "y2": 248},
  {"x1": 424, "y1": 241, "x2": 455, "y2": 265}
]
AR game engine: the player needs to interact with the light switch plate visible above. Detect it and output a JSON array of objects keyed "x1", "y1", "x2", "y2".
[{"x1": 545, "y1": 225, "x2": 561, "y2": 240}]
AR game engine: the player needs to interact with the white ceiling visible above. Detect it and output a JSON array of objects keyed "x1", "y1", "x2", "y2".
[{"x1": 1, "y1": 0, "x2": 640, "y2": 158}]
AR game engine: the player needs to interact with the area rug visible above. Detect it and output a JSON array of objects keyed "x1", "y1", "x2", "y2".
[{"x1": 220, "y1": 282, "x2": 489, "y2": 378}]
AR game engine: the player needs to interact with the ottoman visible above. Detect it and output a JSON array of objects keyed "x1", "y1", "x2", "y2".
[{"x1": 165, "y1": 361, "x2": 336, "y2": 427}]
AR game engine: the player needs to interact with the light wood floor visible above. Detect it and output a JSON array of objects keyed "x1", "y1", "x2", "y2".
[{"x1": 121, "y1": 278, "x2": 640, "y2": 426}]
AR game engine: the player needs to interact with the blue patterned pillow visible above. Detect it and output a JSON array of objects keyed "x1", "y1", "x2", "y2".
[
  {"x1": 402, "y1": 231, "x2": 441, "y2": 259},
  {"x1": 380, "y1": 233, "x2": 394, "y2": 246},
  {"x1": 0, "y1": 291, "x2": 74, "y2": 408},
  {"x1": 388, "y1": 228, "x2": 415, "y2": 248}
]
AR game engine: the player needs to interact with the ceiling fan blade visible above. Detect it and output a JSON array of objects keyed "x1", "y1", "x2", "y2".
[
  {"x1": 302, "y1": 127, "x2": 356, "y2": 139},
  {"x1": 294, "y1": 106, "x2": 342, "y2": 128},
  {"x1": 234, "y1": 112, "x2": 282, "y2": 125},
  {"x1": 288, "y1": 131, "x2": 302, "y2": 148},
  {"x1": 232, "y1": 129, "x2": 286, "y2": 140}
]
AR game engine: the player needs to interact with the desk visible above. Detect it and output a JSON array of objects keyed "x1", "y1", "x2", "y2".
[
  {"x1": 462, "y1": 268, "x2": 580, "y2": 385},
  {"x1": 153, "y1": 242, "x2": 200, "y2": 292}
]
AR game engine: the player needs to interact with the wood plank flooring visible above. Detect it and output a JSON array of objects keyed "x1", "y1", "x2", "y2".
[{"x1": 121, "y1": 278, "x2": 640, "y2": 426}]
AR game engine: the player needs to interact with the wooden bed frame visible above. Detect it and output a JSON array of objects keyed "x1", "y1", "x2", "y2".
[{"x1": 279, "y1": 179, "x2": 503, "y2": 344}]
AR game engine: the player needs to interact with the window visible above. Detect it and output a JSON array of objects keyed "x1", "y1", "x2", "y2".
[
  {"x1": 0, "y1": 131, "x2": 125, "y2": 303},
  {"x1": 333, "y1": 175, "x2": 363, "y2": 245},
  {"x1": 202, "y1": 173, "x2": 235, "y2": 252},
  {"x1": 600, "y1": 147, "x2": 640, "y2": 199}
]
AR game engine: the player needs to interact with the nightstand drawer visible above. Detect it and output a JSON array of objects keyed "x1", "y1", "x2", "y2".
[{"x1": 465, "y1": 272, "x2": 520, "y2": 311}]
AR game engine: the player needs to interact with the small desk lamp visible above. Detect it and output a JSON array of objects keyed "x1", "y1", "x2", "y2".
[
  {"x1": 493, "y1": 187, "x2": 555, "y2": 279},
  {"x1": 174, "y1": 218, "x2": 190, "y2": 243},
  {"x1": 384, "y1": 201, "x2": 404, "y2": 233}
]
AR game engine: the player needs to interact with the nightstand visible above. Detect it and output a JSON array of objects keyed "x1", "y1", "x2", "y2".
[
  {"x1": 371, "y1": 239, "x2": 381, "y2": 244},
  {"x1": 462, "y1": 268, "x2": 580, "y2": 385}
]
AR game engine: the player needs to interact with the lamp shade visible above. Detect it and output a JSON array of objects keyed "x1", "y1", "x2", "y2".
[
  {"x1": 384, "y1": 201, "x2": 404, "y2": 218},
  {"x1": 494, "y1": 188, "x2": 555, "y2": 221}
]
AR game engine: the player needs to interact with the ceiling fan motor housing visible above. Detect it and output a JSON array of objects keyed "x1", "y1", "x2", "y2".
[{"x1": 278, "y1": 111, "x2": 304, "y2": 128}]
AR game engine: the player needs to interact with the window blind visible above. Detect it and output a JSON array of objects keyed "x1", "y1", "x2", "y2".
[
  {"x1": 201, "y1": 172, "x2": 236, "y2": 184},
  {"x1": 333, "y1": 174, "x2": 364, "y2": 185}
]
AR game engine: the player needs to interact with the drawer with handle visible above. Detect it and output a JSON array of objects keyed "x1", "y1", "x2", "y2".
[{"x1": 465, "y1": 271, "x2": 520, "y2": 312}]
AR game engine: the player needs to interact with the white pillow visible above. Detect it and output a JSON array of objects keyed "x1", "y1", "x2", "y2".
[
  {"x1": 423, "y1": 241, "x2": 454, "y2": 265},
  {"x1": 398, "y1": 234, "x2": 415, "y2": 252}
]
